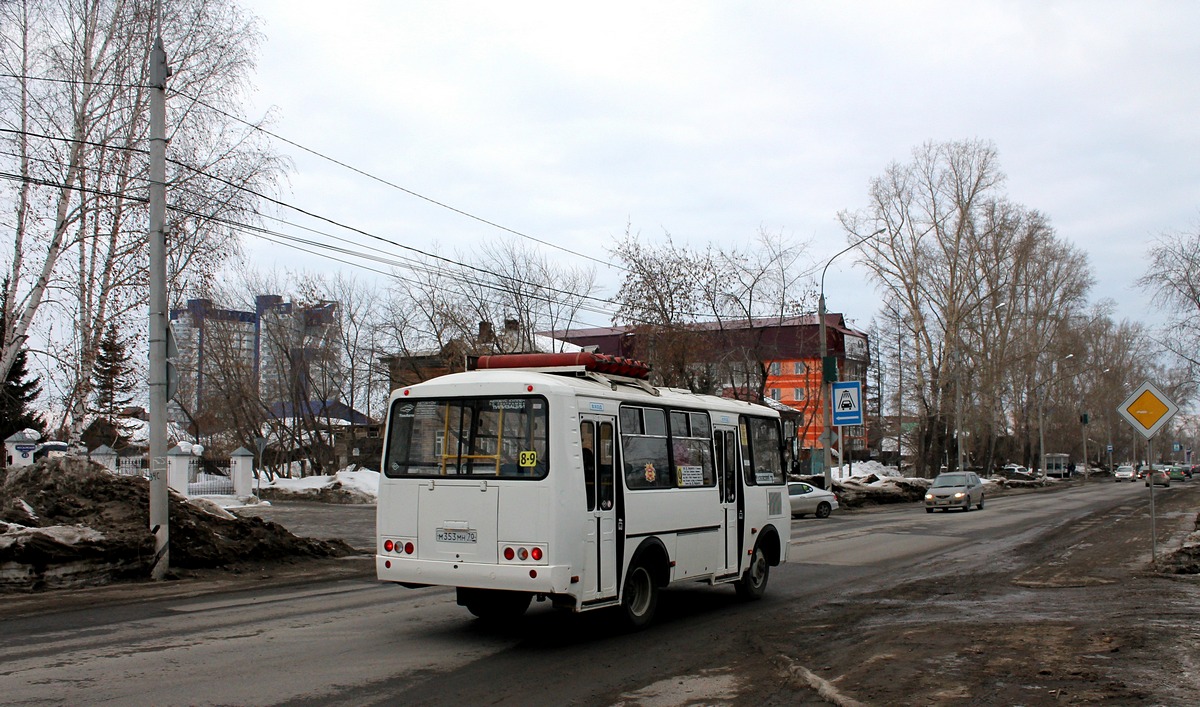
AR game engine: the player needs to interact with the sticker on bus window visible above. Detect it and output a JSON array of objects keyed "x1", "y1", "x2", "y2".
[
  {"x1": 519, "y1": 450, "x2": 538, "y2": 467},
  {"x1": 676, "y1": 465, "x2": 705, "y2": 487}
]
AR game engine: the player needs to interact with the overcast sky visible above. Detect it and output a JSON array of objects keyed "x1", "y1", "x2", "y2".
[{"x1": 238, "y1": 1, "x2": 1200, "y2": 333}]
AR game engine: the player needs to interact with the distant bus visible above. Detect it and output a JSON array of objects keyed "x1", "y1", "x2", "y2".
[{"x1": 376, "y1": 352, "x2": 790, "y2": 628}]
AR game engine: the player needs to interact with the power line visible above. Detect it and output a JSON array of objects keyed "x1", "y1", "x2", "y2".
[
  {"x1": 1, "y1": 73, "x2": 624, "y2": 272},
  {"x1": 0, "y1": 144, "x2": 623, "y2": 320},
  {"x1": 162, "y1": 154, "x2": 628, "y2": 314},
  {"x1": 1, "y1": 73, "x2": 818, "y2": 325},
  {"x1": 1, "y1": 111, "x2": 634, "y2": 315},
  {"x1": 0, "y1": 162, "x2": 622, "y2": 330},
  {"x1": 169, "y1": 87, "x2": 624, "y2": 272},
  {"x1": 0, "y1": 72, "x2": 148, "y2": 91},
  {"x1": 3, "y1": 117, "x2": 769, "y2": 325}
]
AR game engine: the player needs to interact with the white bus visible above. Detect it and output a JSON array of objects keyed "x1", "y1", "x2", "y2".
[{"x1": 376, "y1": 352, "x2": 790, "y2": 627}]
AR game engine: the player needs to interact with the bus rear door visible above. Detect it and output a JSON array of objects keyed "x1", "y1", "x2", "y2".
[
  {"x1": 714, "y1": 425, "x2": 741, "y2": 577},
  {"x1": 580, "y1": 415, "x2": 619, "y2": 601}
]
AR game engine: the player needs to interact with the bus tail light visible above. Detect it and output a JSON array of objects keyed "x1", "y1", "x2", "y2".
[
  {"x1": 500, "y1": 543, "x2": 548, "y2": 565},
  {"x1": 383, "y1": 538, "x2": 416, "y2": 555}
]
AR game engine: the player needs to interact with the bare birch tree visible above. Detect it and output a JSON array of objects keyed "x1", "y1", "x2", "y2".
[
  {"x1": 610, "y1": 226, "x2": 814, "y2": 395},
  {"x1": 610, "y1": 228, "x2": 713, "y2": 389},
  {"x1": 841, "y1": 139, "x2": 1096, "y2": 475},
  {"x1": 1138, "y1": 222, "x2": 1200, "y2": 375},
  {"x1": 381, "y1": 238, "x2": 599, "y2": 381},
  {"x1": 0, "y1": 0, "x2": 285, "y2": 438}
]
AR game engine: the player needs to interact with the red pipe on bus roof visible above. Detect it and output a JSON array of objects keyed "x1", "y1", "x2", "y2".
[{"x1": 474, "y1": 352, "x2": 651, "y2": 380}]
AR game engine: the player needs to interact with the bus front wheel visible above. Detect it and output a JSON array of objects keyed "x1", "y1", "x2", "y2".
[
  {"x1": 620, "y1": 563, "x2": 658, "y2": 629},
  {"x1": 735, "y1": 544, "x2": 770, "y2": 600}
]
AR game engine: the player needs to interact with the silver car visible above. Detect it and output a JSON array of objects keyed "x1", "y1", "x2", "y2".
[
  {"x1": 788, "y1": 482, "x2": 839, "y2": 518},
  {"x1": 1113, "y1": 465, "x2": 1135, "y2": 482},
  {"x1": 925, "y1": 472, "x2": 985, "y2": 513}
]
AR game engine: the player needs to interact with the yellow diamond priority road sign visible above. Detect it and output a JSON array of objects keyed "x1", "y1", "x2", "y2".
[{"x1": 1117, "y1": 380, "x2": 1179, "y2": 440}]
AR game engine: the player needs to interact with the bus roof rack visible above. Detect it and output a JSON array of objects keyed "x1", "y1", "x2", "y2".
[{"x1": 471, "y1": 352, "x2": 652, "y2": 380}]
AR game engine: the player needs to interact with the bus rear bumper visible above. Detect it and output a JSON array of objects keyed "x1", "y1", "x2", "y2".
[{"x1": 376, "y1": 556, "x2": 574, "y2": 594}]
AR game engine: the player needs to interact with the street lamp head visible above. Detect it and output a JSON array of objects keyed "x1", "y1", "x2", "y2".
[{"x1": 820, "y1": 227, "x2": 888, "y2": 293}]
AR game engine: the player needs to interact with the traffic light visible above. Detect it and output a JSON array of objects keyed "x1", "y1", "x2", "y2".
[
  {"x1": 822, "y1": 355, "x2": 838, "y2": 383},
  {"x1": 1080, "y1": 413, "x2": 1089, "y2": 425}
]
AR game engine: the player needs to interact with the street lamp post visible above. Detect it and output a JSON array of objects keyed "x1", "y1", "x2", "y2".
[
  {"x1": 955, "y1": 354, "x2": 964, "y2": 472},
  {"x1": 819, "y1": 228, "x2": 885, "y2": 489},
  {"x1": 896, "y1": 308, "x2": 904, "y2": 471},
  {"x1": 1037, "y1": 353, "x2": 1074, "y2": 476},
  {"x1": 1078, "y1": 368, "x2": 1109, "y2": 481}
]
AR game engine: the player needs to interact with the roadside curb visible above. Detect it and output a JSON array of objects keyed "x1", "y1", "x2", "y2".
[{"x1": 0, "y1": 554, "x2": 375, "y2": 620}]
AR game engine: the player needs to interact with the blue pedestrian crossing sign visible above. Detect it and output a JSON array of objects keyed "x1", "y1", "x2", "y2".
[{"x1": 831, "y1": 381, "x2": 863, "y2": 426}]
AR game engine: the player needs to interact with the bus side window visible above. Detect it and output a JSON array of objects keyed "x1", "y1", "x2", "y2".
[
  {"x1": 598, "y1": 421, "x2": 615, "y2": 510},
  {"x1": 719, "y1": 430, "x2": 737, "y2": 502},
  {"x1": 581, "y1": 420, "x2": 596, "y2": 511}
]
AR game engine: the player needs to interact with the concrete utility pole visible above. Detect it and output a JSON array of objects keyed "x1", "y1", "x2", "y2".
[{"x1": 147, "y1": 32, "x2": 170, "y2": 580}]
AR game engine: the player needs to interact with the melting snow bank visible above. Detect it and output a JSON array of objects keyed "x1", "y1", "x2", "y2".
[
  {"x1": 256, "y1": 467, "x2": 380, "y2": 504},
  {"x1": 801, "y1": 461, "x2": 1061, "y2": 508},
  {"x1": 1161, "y1": 512, "x2": 1200, "y2": 575},
  {"x1": 0, "y1": 458, "x2": 356, "y2": 592}
]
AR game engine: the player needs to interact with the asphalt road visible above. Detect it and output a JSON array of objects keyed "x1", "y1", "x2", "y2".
[
  {"x1": 233, "y1": 500, "x2": 378, "y2": 551},
  {"x1": 0, "y1": 482, "x2": 1196, "y2": 705}
]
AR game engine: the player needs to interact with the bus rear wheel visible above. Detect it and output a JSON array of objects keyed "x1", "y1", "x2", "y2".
[
  {"x1": 620, "y1": 563, "x2": 658, "y2": 629},
  {"x1": 735, "y1": 544, "x2": 769, "y2": 600},
  {"x1": 458, "y1": 588, "x2": 532, "y2": 621}
]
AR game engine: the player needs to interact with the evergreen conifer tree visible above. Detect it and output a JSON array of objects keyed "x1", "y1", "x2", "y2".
[
  {"x1": 0, "y1": 340, "x2": 45, "y2": 443},
  {"x1": 0, "y1": 280, "x2": 45, "y2": 444},
  {"x1": 90, "y1": 323, "x2": 137, "y2": 446}
]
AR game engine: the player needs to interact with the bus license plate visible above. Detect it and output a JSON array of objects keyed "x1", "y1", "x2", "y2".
[{"x1": 436, "y1": 528, "x2": 477, "y2": 543}]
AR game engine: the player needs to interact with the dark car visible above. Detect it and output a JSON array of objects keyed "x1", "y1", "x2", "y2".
[{"x1": 1145, "y1": 468, "x2": 1170, "y2": 487}]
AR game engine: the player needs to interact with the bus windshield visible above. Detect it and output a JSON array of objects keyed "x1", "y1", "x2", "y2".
[{"x1": 383, "y1": 396, "x2": 549, "y2": 478}]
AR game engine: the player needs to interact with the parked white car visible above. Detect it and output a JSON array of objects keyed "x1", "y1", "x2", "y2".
[{"x1": 788, "y1": 482, "x2": 839, "y2": 518}]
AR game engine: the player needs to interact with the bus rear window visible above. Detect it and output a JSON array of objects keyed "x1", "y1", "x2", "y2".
[{"x1": 384, "y1": 396, "x2": 549, "y2": 478}]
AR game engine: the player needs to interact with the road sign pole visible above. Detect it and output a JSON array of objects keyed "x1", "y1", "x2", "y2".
[
  {"x1": 1116, "y1": 380, "x2": 1177, "y2": 568},
  {"x1": 1149, "y1": 436, "x2": 1156, "y2": 565}
]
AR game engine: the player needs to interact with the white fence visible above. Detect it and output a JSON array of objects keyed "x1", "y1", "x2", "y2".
[{"x1": 103, "y1": 450, "x2": 245, "y2": 497}]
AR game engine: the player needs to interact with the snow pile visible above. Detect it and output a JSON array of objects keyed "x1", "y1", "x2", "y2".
[
  {"x1": 258, "y1": 467, "x2": 380, "y2": 504},
  {"x1": 834, "y1": 474, "x2": 931, "y2": 507},
  {"x1": 805, "y1": 462, "x2": 1052, "y2": 507},
  {"x1": 0, "y1": 458, "x2": 355, "y2": 592},
  {"x1": 1162, "y1": 512, "x2": 1200, "y2": 575},
  {"x1": 842, "y1": 460, "x2": 904, "y2": 478}
]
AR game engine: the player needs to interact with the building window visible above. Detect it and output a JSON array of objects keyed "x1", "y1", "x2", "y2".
[
  {"x1": 769, "y1": 362, "x2": 781, "y2": 376},
  {"x1": 769, "y1": 388, "x2": 781, "y2": 400},
  {"x1": 794, "y1": 388, "x2": 805, "y2": 401},
  {"x1": 793, "y1": 362, "x2": 803, "y2": 374}
]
